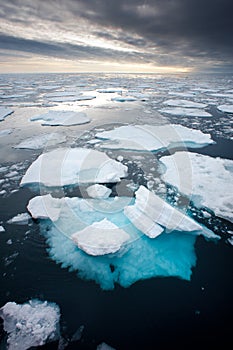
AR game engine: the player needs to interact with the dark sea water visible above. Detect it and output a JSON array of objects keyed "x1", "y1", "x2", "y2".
[{"x1": 0, "y1": 73, "x2": 233, "y2": 349}]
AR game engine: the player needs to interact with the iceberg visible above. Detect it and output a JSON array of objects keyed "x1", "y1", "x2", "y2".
[
  {"x1": 71, "y1": 218, "x2": 130, "y2": 256},
  {"x1": 124, "y1": 186, "x2": 217, "y2": 239},
  {"x1": 28, "y1": 192, "x2": 216, "y2": 290},
  {"x1": 30, "y1": 110, "x2": 90, "y2": 126},
  {"x1": 86, "y1": 184, "x2": 112, "y2": 198},
  {"x1": 160, "y1": 151, "x2": 233, "y2": 223},
  {"x1": 162, "y1": 99, "x2": 207, "y2": 108},
  {"x1": 0, "y1": 299, "x2": 60, "y2": 350},
  {"x1": 95, "y1": 124, "x2": 214, "y2": 151},
  {"x1": 0, "y1": 107, "x2": 14, "y2": 121},
  {"x1": 217, "y1": 104, "x2": 233, "y2": 113},
  {"x1": 159, "y1": 107, "x2": 212, "y2": 117},
  {"x1": 20, "y1": 148, "x2": 128, "y2": 187},
  {"x1": 14, "y1": 133, "x2": 66, "y2": 149}
]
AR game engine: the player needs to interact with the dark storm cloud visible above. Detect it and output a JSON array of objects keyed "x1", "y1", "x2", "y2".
[{"x1": 0, "y1": 0, "x2": 232, "y2": 70}]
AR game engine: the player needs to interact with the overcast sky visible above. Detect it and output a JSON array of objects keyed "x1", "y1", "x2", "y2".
[{"x1": 0, "y1": 0, "x2": 232, "y2": 73}]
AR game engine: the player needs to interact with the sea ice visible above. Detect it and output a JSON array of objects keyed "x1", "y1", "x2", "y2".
[
  {"x1": 0, "y1": 107, "x2": 14, "y2": 121},
  {"x1": 111, "y1": 96, "x2": 137, "y2": 102},
  {"x1": 217, "y1": 104, "x2": 233, "y2": 113},
  {"x1": 0, "y1": 225, "x2": 5, "y2": 232},
  {"x1": 162, "y1": 99, "x2": 207, "y2": 108},
  {"x1": 96, "y1": 342, "x2": 116, "y2": 350},
  {"x1": 124, "y1": 186, "x2": 217, "y2": 239},
  {"x1": 0, "y1": 299, "x2": 60, "y2": 350},
  {"x1": 14, "y1": 133, "x2": 66, "y2": 149},
  {"x1": 27, "y1": 194, "x2": 62, "y2": 221},
  {"x1": 95, "y1": 124, "x2": 214, "y2": 151},
  {"x1": 7, "y1": 212, "x2": 31, "y2": 225},
  {"x1": 30, "y1": 110, "x2": 90, "y2": 126},
  {"x1": 97, "y1": 88, "x2": 123, "y2": 93},
  {"x1": 160, "y1": 151, "x2": 233, "y2": 223},
  {"x1": 86, "y1": 184, "x2": 112, "y2": 198},
  {"x1": 71, "y1": 218, "x2": 130, "y2": 256},
  {"x1": 20, "y1": 148, "x2": 128, "y2": 187},
  {"x1": 0, "y1": 129, "x2": 12, "y2": 137},
  {"x1": 159, "y1": 107, "x2": 212, "y2": 117}
]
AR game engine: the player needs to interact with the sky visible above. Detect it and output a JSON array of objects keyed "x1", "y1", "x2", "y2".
[{"x1": 0, "y1": 0, "x2": 232, "y2": 73}]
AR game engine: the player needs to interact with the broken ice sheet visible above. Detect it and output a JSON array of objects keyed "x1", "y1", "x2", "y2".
[
  {"x1": 14, "y1": 133, "x2": 66, "y2": 149},
  {"x1": 30, "y1": 110, "x2": 91, "y2": 126}
]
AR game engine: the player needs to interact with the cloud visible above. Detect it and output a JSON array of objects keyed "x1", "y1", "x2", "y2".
[{"x1": 0, "y1": 0, "x2": 232, "y2": 71}]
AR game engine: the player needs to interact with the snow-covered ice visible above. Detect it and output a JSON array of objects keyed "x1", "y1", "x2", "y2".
[
  {"x1": 95, "y1": 124, "x2": 214, "y2": 151},
  {"x1": 0, "y1": 299, "x2": 60, "y2": 350},
  {"x1": 86, "y1": 184, "x2": 112, "y2": 198},
  {"x1": 7, "y1": 212, "x2": 31, "y2": 225},
  {"x1": 20, "y1": 148, "x2": 128, "y2": 187},
  {"x1": 159, "y1": 107, "x2": 212, "y2": 117},
  {"x1": 162, "y1": 99, "x2": 207, "y2": 108},
  {"x1": 0, "y1": 107, "x2": 14, "y2": 121},
  {"x1": 27, "y1": 194, "x2": 62, "y2": 221},
  {"x1": 30, "y1": 110, "x2": 90, "y2": 126},
  {"x1": 71, "y1": 218, "x2": 130, "y2": 256},
  {"x1": 217, "y1": 104, "x2": 233, "y2": 113},
  {"x1": 0, "y1": 129, "x2": 12, "y2": 137},
  {"x1": 124, "y1": 186, "x2": 217, "y2": 239},
  {"x1": 14, "y1": 133, "x2": 66, "y2": 149},
  {"x1": 160, "y1": 151, "x2": 233, "y2": 223}
]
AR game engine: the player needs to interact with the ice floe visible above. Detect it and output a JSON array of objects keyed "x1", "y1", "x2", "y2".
[
  {"x1": 97, "y1": 88, "x2": 123, "y2": 93},
  {"x1": 162, "y1": 99, "x2": 207, "y2": 108},
  {"x1": 14, "y1": 133, "x2": 66, "y2": 149},
  {"x1": 96, "y1": 342, "x2": 116, "y2": 350},
  {"x1": 20, "y1": 148, "x2": 128, "y2": 187},
  {"x1": 124, "y1": 186, "x2": 217, "y2": 239},
  {"x1": 159, "y1": 107, "x2": 212, "y2": 117},
  {"x1": 95, "y1": 124, "x2": 214, "y2": 151},
  {"x1": 0, "y1": 225, "x2": 5, "y2": 232},
  {"x1": 0, "y1": 299, "x2": 60, "y2": 350},
  {"x1": 217, "y1": 104, "x2": 233, "y2": 113},
  {"x1": 27, "y1": 194, "x2": 62, "y2": 221},
  {"x1": 0, "y1": 107, "x2": 14, "y2": 121},
  {"x1": 71, "y1": 218, "x2": 130, "y2": 256},
  {"x1": 0, "y1": 129, "x2": 12, "y2": 137},
  {"x1": 7, "y1": 212, "x2": 31, "y2": 225},
  {"x1": 111, "y1": 96, "x2": 137, "y2": 102},
  {"x1": 30, "y1": 110, "x2": 90, "y2": 126},
  {"x1": 160, "y1": 151, "x2": 233, "y2": 223},
  {"x1": 86, "y1": 184, "x2": 112, "y2": 198}
]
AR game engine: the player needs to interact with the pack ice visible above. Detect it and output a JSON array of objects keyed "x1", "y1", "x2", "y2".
[
  {"x1": 30, "y1": 110, "x2": 90, "y2": 126},
  {"x1": 95, "y1": 124, "x2": 214, "y2": 151},
  {"x1": 0, "y1": 107, "x2": 14, "y2": 121},
  {"x1": 0, "y1": 299, "x2": 60, "y2": 350},
  {"x1": 26, "y1": 186, "x2": 218, "y2": 290},
  {"x1": 160, "y1": 151, "x2": 233, "y2": 223},
  {"x1": 20, "y1": 148, "x2": 128, "y2": 187}
]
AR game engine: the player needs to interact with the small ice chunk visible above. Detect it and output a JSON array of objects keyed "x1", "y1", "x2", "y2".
[
  {"x1": 162, "y1": 99, "x2": 207, "y2": 108},
  {"x1": 159, "y1": 107, "x2": 212, "y2": 117},
  {"x1": 20, "y1": 148, "x2": 128, "y2": 187},
  {"x1": 0, "y1": 225, "x2": 5, "y2": 232},
  {"x1": 71, "y1": 218, "x2": 130, "y2": 256},
  {"x1": 0, "y1": 299, "x2": 60, "y2": 350},
  {"x1": 27, "y1": 194, "x2": 62, "y2": 221},
  {"x1": 217, "y1": 104, "x2": 233, "y2": 114},
  {"x1": 86, "y1": 184, "x2": 112, "y2": 198},
  {"x1": 30, "y1": 111, "x2": 90, "y2": 126},
  {"x1": 160, "y1": 151, "x2": 233, "y2": 223},
  {"x1": 97, "y1": 88, "x2": 123, "y2": 93},
  {"x1": 0, "y1": 107, "x2": 14, "y2": 121},
  {"x1": 111, "y1": 96, "x2": 136, "y2": 102},
  {"x1": 96, "y1": 342, "x2": 116, "y2": 350},
  {"x1": 7, "y1": 213, "x2": 31, "y2": 225},
  {"x1": 14, "y1": 133, "x2": 66, "y2": 149}
]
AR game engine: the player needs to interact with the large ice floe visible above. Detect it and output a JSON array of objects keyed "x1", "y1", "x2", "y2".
[
  {"x1": 0, "y1": 299, "x2": 60, "y2": 350},
  {"x1": 0, "y1": 107, "x2": 14, "y2": 121},
  {"x1": 159, "y1": 107, "x2": 212, "y2": 117},
  {"x1": 20, "y1": 148, "x2": 128, "y2": 187},
  {"x1": 30, "y1": 110, "x2": 90, "y2": 126},
  {"x1": 162, "y1": 99, "x2": 207, "y2": 108},
  {"x1": 160, "y1": 151, "x2": 233, "y2": 223},
  {"x1": 26, "y1": 186, "x2": 218, "y2": 290},
  {"x1": 95, "y1": 124, "x2": 214, "y2": 151},
  {"x1": 217, "y1": 104, "x2": 233, "y2": 114}
]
